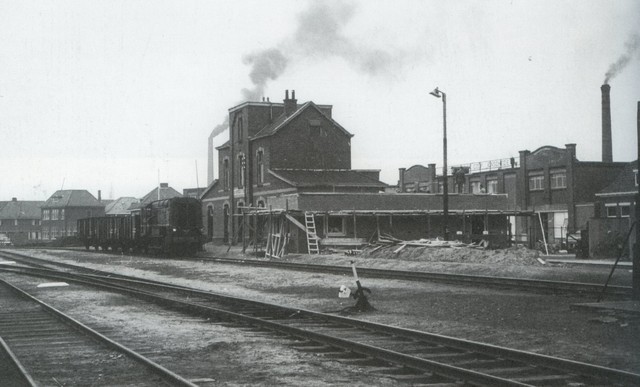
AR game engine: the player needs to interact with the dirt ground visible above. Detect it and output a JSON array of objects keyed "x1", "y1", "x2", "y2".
[{"x1": 6, "y1": 246, "x2": 640, "y2": 382}]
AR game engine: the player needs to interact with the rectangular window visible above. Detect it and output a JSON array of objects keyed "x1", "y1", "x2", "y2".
[
  {"x1": 327, "y1": 216, "x2": 346, "y2": 236},
  {"x1": 635, "y1": 170, "x2": 638, "y2": 186},
  {"x1": 486, "y1": 179, "x2": 498, "y2": 194},
  {"x1": 51, "y1": 209, "x2": 59, "y2": 221},
  {"x1": 61, "y1": 209, "x2": 65, "y2": 220},
  {"x1": 14, "y1": 219, "x2": 18, "y2": 226},
  {"x1": 605, "y1": 204, "x2": 617, "y2": 218},
  {"x1": 470, "y1": 181, "x2": 482, "y2": 194},
  {"x1": 309, "y1": 119, "x2": 322, "y2": 135},
  {"x1": 550, "y1": 169, "x2": 566, "y2": 189},
  {"x1": 43, "y1": 209, "x2": 50, "y2": 221},
  {"x1": 620, "y1": 203, "x2": 631, "y2": 218},
  {"x1": 529, "y1": 174, "x2": 544, "y2": 191}
]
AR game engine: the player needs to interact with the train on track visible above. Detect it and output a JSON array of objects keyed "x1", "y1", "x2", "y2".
[{"x1": 77, "y1": 197, "x2": 203, "y2": 255}]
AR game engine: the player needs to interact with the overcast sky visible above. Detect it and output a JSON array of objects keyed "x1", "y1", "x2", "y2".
[{"x1": 1, "y1": 0, "x2": 639, "y2": 201}]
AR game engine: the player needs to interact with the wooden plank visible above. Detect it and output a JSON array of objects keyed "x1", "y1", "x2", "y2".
[{"x1": 394, "y1": 244, "x2": 407, "y2": 254}]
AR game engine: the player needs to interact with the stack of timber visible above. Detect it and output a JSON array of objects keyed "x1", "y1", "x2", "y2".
[
  {"x1": 369, "y1": 233, "x2": 490, "y2": 255},
  {"x1": 265, "y1": 215, "x2": 289, "y2": 259}
]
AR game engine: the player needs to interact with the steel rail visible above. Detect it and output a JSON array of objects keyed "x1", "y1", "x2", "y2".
[
  {"x1": 0, "y1": 277, "x2": 198, "y2": 387},
  {"x1": 195, "y1": 256, "x2": 633, "y2": 297},
  {"x1": 3, "y1": 264, "x2": 639, "y2": 386},
  {"x1": 0, "y1": 336, "x2": 37, "y2": 387},
  {"x1": 1, "y1": 250, "x2": 631, "y2": 297}
]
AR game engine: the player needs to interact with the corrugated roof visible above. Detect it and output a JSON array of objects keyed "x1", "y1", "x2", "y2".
[
  {"x1": 43, "y1": 190, "x2": 103, "y2": 208},
  {"x1": 269, "y1": 169, "x2": 387, "y2": 188},
  {"x1": 0, "y1": 200, "x2": 43, "y2": 219},
  {"x1": 597, "y1": 161, "x2": 638, "y2": 195}
]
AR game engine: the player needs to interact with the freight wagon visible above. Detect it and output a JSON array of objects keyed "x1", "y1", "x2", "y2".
[{"x1": 78, "y1": 197, "x2": 203, "y2": 255}]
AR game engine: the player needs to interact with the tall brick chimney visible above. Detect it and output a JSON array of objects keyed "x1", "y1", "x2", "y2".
[
  {"x1": 601, "y1": 84, "x2": 613, "y2": 163},
  {"x1": 283, "y1": 89, "x2": 297, "y2": 116}
]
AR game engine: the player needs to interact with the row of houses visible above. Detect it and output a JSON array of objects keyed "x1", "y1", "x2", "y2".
[
  {"x1": 199, "y1": 90, "x2": 637, "y2": 257},
  {"x1": 0, "y1": 183, "x2": 186, "y2": 246}
]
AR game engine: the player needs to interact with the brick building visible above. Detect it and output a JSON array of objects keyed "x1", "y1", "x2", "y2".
[
  {"x1": 398, "y1": 144, "x2": 626, "y2": 248},
  {"x1": 0, "y1": 198, "x2": 43, "y2": 245},
  {"x1": 201, "y1": 90, "x2": 388, "y2": 243},
  {"x1": 590, "y1": 161, "x2": 638, "y2": 258},
  {"x1": 202, "y1": 91, "x2": 523, "y2": 253},
  {"x1": 41, "y1": 190, "x2": 105, "y2": 240}
]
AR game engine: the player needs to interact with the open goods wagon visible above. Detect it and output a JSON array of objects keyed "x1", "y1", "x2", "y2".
[{"x1": 78, "y1": 197, "x2": 203, "y2": 255}]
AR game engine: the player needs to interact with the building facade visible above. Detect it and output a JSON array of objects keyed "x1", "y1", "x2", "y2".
[
  {"x1": 0, "y1": 198, "x2": 43, "y2": 245},
  {"x1": 398, "y1": 144, "x2": 626, "y2": 248},
  {"x1": 202, "y1": 90, "x2": 387, "y2": 243},
  {"x1": 41, "y1": 190, "x2": 105, "y2": 240},
  {"x1": 590, "y1": 161, "x2": 638, "y2": 258}
]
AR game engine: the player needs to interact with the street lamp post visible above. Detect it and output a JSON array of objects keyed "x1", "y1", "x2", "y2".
[{"x1": 430, "y1": 87, "x2": 449, "y2": 241}]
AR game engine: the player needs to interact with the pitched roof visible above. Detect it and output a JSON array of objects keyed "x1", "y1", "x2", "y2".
[
  {"x1": 269, "y1": 169, "x2": 387, "y2": 189},
  {"x1": 43, "y1": 190, "x2": 103, "y2": 208},
  {"x1": 105, "y1": 197, "x2": 140, "y2": 215},
  {"x1": 200, "y1": 179, "x2": 219, "y2": 199},
  {"x1": 140, "y1": 184, "x2": 183, "y2": 205},
  {"x1": 0, "y1": 200, "x2": 43, "y2": 219},
  {"x1": 252, "y1": 101, "x2": 353, "y2": 140},
  {"x1": 597, "y1": 161, "x2": 638, "y2": 196}
]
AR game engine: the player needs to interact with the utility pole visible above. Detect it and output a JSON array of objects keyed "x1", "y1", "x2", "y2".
[
  {"x1": 430, "y1": 87, "x2": 449, "y2": 241},
  {"x1": 634, "y1": 101, "x2": 640, "y2": 300}
]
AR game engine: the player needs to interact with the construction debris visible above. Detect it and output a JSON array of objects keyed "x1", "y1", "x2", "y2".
[{"x1": 375, "y1": 233, "x2": 489, "y2": 250}]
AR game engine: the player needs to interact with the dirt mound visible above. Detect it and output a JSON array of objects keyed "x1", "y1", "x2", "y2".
[{"x1": 362, "y1": 244, "x2": 541, "y2": 266}]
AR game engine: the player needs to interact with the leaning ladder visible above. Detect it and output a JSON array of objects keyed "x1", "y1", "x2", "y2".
[{"x1": 304, "y1": 212, "x2": 320, "y2": 254}]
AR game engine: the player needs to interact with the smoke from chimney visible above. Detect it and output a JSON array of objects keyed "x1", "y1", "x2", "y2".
[
  {"x1": 241, "y1": 48, "x2": 288, "y2": 101},
  {"x1": 601, "y1": 84, "x2": 613, "y2": 163},
  {"x1": 604, "y1": 33, "x2": 640, "y2": 84},
  {"x1": 207, "y1": 1, "x2": 415, "y2": 182}
]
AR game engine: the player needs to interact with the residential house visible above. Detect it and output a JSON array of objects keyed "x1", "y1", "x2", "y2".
[
  {"x1": 0, "y1": 198, "x2": 43, "y2": 245},
  {"x1": 41, "y1": 190, "x2": 105, "y2": 240}
]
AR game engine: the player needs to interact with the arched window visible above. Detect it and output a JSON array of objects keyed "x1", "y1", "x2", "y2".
[
  {"x1": 237, "y1": 154, "x2": 245, "y2": 189},
  {"x1": 207, "y1": 205, "x2": 214, "y2": 238},
  {"x1": 256, "y1": 149, "x2": 265, "y2": 184},
  {"x1": 223, "y1": 158, "x2": 230, "y2": 190}
]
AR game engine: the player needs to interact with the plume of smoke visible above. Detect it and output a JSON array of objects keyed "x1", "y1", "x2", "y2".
[
  {"x1": 209, "y1": 116, "x2": 229, "y2": 138},
  {"x1": 604, "y1": 33, "x2": 640, "y2": 84},
  {"x1": 241, "y1": 48, "x2": 288, "y2": 101},
  {"x1": 291, "y1": 1, "x2": 395, "y2": 76}
]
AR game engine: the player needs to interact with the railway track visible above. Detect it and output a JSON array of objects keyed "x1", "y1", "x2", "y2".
[
  {"x1": 0, "y1": 276, "x2": 197, "y2": 386},
  {"x1": 195, "y1": 256, "x2": 633, "y2": 297},
  {"x1": 2, "y1": 260, "x2": 638, "y2": 386},
  {"x1": 0, "y1": 336, "x2": 36, "y2": 387},
  {"x1": 2, "y1": 249, "x2": 632, "y2": 298}
]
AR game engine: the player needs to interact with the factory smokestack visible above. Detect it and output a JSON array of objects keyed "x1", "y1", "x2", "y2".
[{"x1": 601, "y1": 84, "x2": 613, "y2": 163}]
